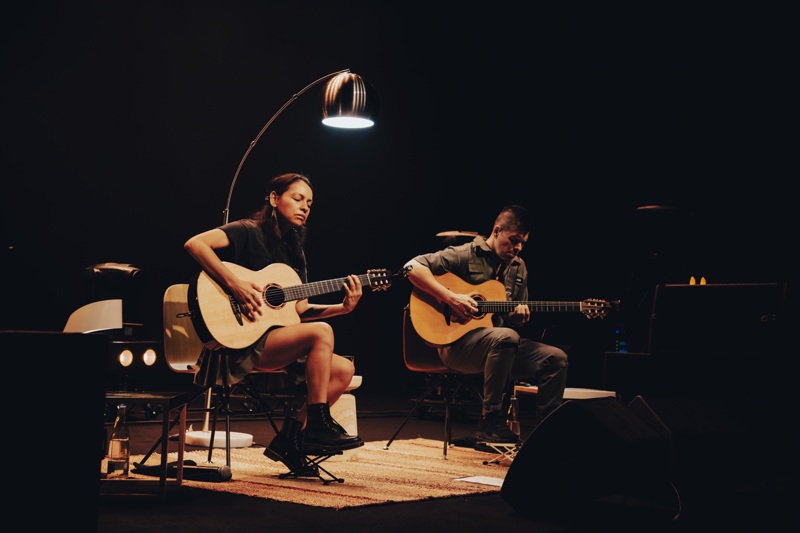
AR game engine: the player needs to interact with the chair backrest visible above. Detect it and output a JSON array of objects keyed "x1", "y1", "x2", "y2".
[
  {"x1": 163, "y1": 284, "x2": 203, "y2": 374},
  {"x1": 402, "y1": 305, "x2": 449, "y2": 373}
]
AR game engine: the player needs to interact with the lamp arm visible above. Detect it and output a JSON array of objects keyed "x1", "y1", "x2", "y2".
[{"x1": 222, "y1": 68, "x2": 351, "y2": 224}]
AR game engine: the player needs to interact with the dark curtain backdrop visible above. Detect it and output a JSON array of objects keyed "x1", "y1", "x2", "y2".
[{"x1": 2, "y1": 3, "x2": 794, "y2": 391}]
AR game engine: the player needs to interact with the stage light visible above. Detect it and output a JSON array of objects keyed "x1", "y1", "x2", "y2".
[
  {"x1": 142, "y1": 348, "x2": 157, "y2": 366},
  {"x1": 118, "y1": 349, "x2": 134, "y2": 367},
  {"x1": 107, "y1": 341, "x2": 181, "y2": 395}
]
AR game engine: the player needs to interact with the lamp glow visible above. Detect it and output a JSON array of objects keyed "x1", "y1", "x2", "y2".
[{"x1": 322, "y1": 116, "x2": 374, "y2": 128}]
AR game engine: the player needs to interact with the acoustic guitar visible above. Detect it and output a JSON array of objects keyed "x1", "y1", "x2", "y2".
[
  {"x1": 409, "y1": 272, "x2": 612, "y2": 346},
  {"x1": 189, "y1": 262, "x2": 403, "y2": 349}
]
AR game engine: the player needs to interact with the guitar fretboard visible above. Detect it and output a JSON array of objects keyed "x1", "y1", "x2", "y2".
[
  {"x1": 269, "y1": 273, "x2": 378, "y2": 303},
  {"x1": 477, "y1": 301, "x2": 584, "y2": 313}
]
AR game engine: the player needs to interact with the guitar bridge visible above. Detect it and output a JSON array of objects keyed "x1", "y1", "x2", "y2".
[{"x1": 229, "y1": 295, "x2": 244, "y2": 326}]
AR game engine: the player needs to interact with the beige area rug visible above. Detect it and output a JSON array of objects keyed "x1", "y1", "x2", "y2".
[{"x1": 131, "y1": 438, "x2": 509, "y2": 509}]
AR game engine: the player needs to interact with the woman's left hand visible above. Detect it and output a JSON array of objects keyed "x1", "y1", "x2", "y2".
[{"x1": 342, "y1": 274, "x2": 363, "y2": 312}]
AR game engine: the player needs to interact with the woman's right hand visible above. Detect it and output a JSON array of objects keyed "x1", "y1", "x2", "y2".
[{"x1": 229, "y1": 278, "x2": 264, "y2": 321}]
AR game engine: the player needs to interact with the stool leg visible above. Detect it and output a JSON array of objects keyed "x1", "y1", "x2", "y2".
[{"x1": 384, "y1": 376, "x2": 443, "y2": 450}]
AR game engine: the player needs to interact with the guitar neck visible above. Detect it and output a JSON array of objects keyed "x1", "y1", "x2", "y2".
[
  {"x1": 278, "y1": 273, "x2": 373, "y2": 302},
  {"x1": 476, "y1": 300, "x2": 585, "y2": 313}
]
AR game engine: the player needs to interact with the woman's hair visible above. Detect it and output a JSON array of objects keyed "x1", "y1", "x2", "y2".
[{"x1": 253, "y1": 172, "x2": 312, "y2": 265}]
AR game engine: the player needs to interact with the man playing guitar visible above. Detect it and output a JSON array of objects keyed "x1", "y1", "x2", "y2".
[{"x1": 403, "y1": 205, "x2": 569, "y2": 443}]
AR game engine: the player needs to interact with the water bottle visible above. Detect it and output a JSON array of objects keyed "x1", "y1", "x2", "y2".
[
  {"x1": 106, "y1": 403, "x2": 130, "y2": 479},
  {"x1": 506, "y1": 395, "x2": 520, "y2": 437}
]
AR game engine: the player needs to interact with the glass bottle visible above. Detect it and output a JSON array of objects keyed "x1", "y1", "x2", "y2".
[
  {"x1": 106, "y1": 403, "x2": 130, "y2": 479},
  {"x1": 506, "y1": 395, "x2": 520, "y2": 437}
]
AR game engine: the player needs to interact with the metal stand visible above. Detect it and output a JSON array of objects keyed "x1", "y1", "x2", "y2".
[
  {"x1": 278, "y1": 450, "x2": 345, "y2": 485},
  {"x1": 206, "y1": 364, "x2": 283, "y2": 467},
  {"x1": 480, "y1": 442, "x2": 520, "y2": 466},
  {"x1": 384, "y1": 373, "x2": 481, "y2": 459}
]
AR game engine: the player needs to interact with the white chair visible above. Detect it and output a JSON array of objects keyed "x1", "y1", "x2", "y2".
[{"x1": 163, "y1": 284, "x2": 257, "y2": 454}]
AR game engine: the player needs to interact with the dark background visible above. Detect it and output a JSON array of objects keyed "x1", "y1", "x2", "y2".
[{"x1": 2, "y1": 3, "x2": 794, "y2": 393}]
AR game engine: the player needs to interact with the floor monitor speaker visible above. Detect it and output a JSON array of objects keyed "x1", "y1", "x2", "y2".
[{"x1": 501, "y1": 397, "x2": 674, "y2": 517}]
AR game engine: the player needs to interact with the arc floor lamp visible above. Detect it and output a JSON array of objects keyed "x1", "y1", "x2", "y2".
[
  {"x1": 187, "y1": 68, "x2": 378, "y2": 447},
  {"x1": 222, "y1": 68, "x2": 377, "y2": 225}
]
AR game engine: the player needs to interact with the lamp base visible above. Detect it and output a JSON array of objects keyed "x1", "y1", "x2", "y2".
[{"x1": 185, "y1": 430, "x2": 253, "y2": 448}]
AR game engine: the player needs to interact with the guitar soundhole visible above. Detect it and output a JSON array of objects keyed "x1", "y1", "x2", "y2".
[
  {"x1": 472, "y1": 296, "x2": 486, "y2": 319},
  {"x1": 264, "y1": 284, "x2": 286, "y2": 308}
]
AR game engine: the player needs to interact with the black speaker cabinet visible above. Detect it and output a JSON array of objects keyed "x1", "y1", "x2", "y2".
[
  {"x1": 648, "y1": 282, "x2": 787, "y2": 357},
  {"x1": 501, "y1": 397, "x2": 674, "y2": 517},
  {"x1": 2, "y1": 330, "x2": 107, "y2": 531}
]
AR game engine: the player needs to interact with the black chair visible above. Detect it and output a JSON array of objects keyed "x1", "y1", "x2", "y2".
[{"x1": 383, "y1": 305, "x2": 482, "y2": 459}]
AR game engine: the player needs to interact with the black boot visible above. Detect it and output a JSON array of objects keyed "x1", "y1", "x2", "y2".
[
  {"x1": 263, "y1": 416, "x2": 319, "y2": 477},
  {"x1": 303, "y1": 403, "x2": 364, "y2": 453},
  {"x1": 328, "y1": 415, "x2": 364, "y2": 445}
]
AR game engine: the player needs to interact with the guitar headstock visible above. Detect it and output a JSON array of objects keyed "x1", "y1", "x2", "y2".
[
  {"x1": 580, "y1": 298, "x2": 612, "y2": 319},
  {"x1": 365, "y1": 268, "x2": 400, "y2": 291}
]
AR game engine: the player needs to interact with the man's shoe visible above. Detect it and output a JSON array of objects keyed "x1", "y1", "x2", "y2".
[{"x1": 475, "y1": 410, "x2": 520, "y2": 443}]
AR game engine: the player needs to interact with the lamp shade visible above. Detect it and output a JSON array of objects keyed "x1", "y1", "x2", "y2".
[{"x1": 322, "y1": 72, "x2": 378, "y2": 128}]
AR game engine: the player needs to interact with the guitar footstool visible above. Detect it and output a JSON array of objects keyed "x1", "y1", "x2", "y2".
[{"x1": 278, "y1": 449, "x2": 345, "y2": 485}]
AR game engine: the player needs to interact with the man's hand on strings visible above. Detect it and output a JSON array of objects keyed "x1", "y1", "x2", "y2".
[{"x1": 449, "y1": 293, "x2": 478, "y2": 324}]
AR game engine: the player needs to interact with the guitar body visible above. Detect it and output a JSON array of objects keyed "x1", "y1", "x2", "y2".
[
  {"x1": 193, "y1": 262, "x2": 303, "y2": 349},
  {"x1": 409, "y1": 272, "x2": 507, "y2": 346}
]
